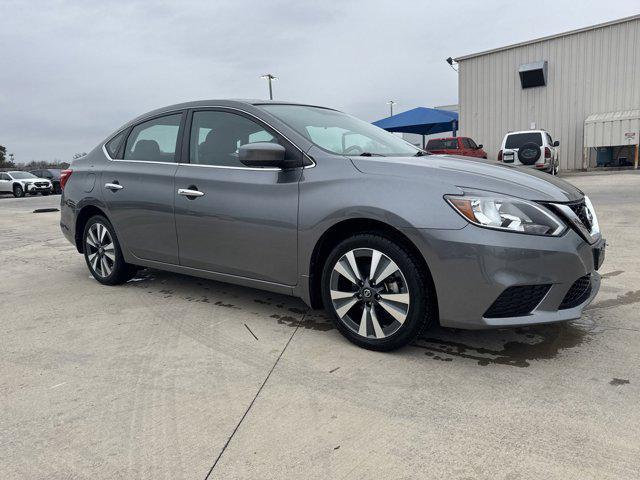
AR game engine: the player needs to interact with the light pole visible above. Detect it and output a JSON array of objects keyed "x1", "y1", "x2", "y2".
[
  {"x1": 387, "y1": 100, "x2": 396, "y2": 117},
  {"x1": 260, "y1": 74, "x2": 277, "y2": 100}
]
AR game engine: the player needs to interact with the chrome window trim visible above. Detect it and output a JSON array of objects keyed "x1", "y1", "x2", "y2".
[{"x1": 102, "y1": 105, "x2": 316, "y2": 170}]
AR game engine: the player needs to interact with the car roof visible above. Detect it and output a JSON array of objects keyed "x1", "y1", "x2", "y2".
[
  {"x1": 116, "y1": 99, "x2": 339, "y2": 136},
  {"x1": 506, "y1": 130, "x2": 546, "y2": 135},
  {"x1": 135, "y1": 99, "x2": 335, "y2": 118},
  {"x1": 428, "y1": 137, "x2": 460, "y2": 141}
]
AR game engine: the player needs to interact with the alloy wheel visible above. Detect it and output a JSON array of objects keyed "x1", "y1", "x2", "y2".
[
  {"x1": 329, "y1": 248, "x2": 410, "y2": 339},
  {"x1": 86, "y1": 223, "x2": 115, "y2": 278}
]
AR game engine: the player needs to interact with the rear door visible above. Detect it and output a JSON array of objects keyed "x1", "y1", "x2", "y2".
[
  {"x1": 174, "y1": 108, "x2": 302, "y2": 285},
  {"x1": 102, "y1": 112, "x2": 185, "y2": 264}
]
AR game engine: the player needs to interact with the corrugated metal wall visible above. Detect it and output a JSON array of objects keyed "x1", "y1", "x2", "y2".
[{"x1": 458, "y1": 17, "x2": 640, "y2": 170}]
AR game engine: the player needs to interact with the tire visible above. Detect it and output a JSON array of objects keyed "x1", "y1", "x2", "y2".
[
  {"x1": 13, "y1": 185, "x2": 25, "y2": 198},
  {"x1": 83, "y1": 215, "x2": 137, "y2": 285},
  {"x1": 321, "y1": 234, "x2": 435, "y2": 351},
  {"x1": 517, "y1": 142, "x2": 541, "y2": 165}
]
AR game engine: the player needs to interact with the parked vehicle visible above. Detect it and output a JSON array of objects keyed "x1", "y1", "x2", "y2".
[
  {"x1": 29, "y1": 169, "x2": 62, "y2": 194},
  {"x1": 0, "y1": 171, "x2": 52, "y2": 197},
  {"x1": 498, "y1": 130, "x2": 560, "y2": 174},
  {"x1": 425, "y1": 136, "x2": 487, "y2": 158},
  {"x1": 60, "y1": 100, "x2": 605, "y2": 351}
]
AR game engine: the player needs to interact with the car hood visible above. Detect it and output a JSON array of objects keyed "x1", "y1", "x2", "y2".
[{"x1": 351, "y1": 154, "x2": 583, "y2": 202}]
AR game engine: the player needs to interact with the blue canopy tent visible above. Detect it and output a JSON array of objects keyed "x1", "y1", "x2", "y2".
[{"x1": 372, "y1": 107, "x2": 459, "y2": 148}]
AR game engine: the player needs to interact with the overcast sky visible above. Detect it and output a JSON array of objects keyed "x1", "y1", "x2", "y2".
[{"x1": 1, "y1": 0, "x2": 638, "y2": 163}]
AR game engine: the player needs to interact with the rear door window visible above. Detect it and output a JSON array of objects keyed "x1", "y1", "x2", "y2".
[
  {"x1": 124, "y1": 114, "x2": 183, "y2": 162},
  {"x1": 505, "y1": 133, "x2": 543, "y2": 148},
  {"x1": 105, "y1": 130, "x2": 127, "y2": 159}
]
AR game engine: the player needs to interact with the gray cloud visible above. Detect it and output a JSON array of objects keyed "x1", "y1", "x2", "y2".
[{"x1": 1, "y1": 0, "x2": 638, "y2": 162}]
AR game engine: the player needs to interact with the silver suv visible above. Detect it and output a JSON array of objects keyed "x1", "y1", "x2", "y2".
[
  {"x1": 499, "y1": 130, "x2": 560, "y2": 174},
  {"x1": 60, "y1": 100, "x2": 604, "y2": 350}
]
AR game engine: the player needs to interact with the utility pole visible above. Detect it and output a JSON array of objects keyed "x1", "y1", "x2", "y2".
[
  {"x1": 260, "y1": 74, "x2": 277, "y2": 100},
  {"x1": 387, "y1": 100, "x2": 396, "y2": 117}
]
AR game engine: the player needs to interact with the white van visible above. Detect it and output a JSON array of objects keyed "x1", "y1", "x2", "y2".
[{"x1": 498, "y1": 130, "x2": 560, "y2": 174}]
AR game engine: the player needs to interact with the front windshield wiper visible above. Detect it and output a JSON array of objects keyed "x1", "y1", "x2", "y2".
[{"x1": 359, "y1": 152, "x2": 385, "y2": 157}]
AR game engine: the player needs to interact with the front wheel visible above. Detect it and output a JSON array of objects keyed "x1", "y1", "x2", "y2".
[
  {"x1": 13, "y1": 185, "x2": 25, "y2": 198},
  {"x1": 321, "y1": 234, "x2": 435, "y2": 351},
  {"x1": 83, "y1": 215, "x2": 137, "y2": 285}
]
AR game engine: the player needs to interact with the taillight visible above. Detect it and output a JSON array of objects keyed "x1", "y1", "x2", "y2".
[
  {"x1": 497, "y1": 149, "x2": 503, "y2": 161},
  {"x1": 544, "y1": 147, "x2": 551, "y2": 159},
  {"x1": 60, "y1": 169, "x2": 73, "y2": 190}
]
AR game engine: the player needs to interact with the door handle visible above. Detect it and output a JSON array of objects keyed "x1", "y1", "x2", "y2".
[
  {"x1": 178, "y1": 188, "x2": 205, "y2": 198},
  {"x1": 104, "y1": 182, "x2": 123, "y2": 191}
]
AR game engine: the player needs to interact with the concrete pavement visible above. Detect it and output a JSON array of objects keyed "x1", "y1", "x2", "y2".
[{"x1": 1, "y1": 173, "x2": 638, "y2": 479}]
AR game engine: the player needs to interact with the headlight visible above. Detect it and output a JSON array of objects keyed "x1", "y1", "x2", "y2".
[
  {"x1": 583, "y1": 195, "x2": 600, "y2": 235},
  {"x1": 445, "y1": 192, "x2": 566, "y2": 236}
]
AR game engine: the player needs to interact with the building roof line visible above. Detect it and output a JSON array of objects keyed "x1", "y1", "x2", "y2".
[{"x1": 454, "y1": 14, "x2": 640, "y2": 62}]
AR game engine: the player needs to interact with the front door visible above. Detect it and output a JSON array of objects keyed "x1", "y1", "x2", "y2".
[
  {"x1": 0, "y1": 173, "x2": 12, "y2": 193},
  {"x1": 102, "y1": 112, "x2": 184, "y2": 264},
  {"x1": 174, "y1": 109, "x2": 301, "y2": 286}
]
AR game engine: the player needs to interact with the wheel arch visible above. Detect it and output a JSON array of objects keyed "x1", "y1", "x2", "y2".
[
  {"x1": 75, "y1": 204, "x2": 109, "y2": 253},
  {"x1": 307, "y1": 218, "x2": 438, "y2": 316}
]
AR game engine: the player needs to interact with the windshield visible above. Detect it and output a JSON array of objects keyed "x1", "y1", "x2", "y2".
[
  {"x1": 505, "y1": 132, "x2": 542, "y2": 149},
  {"x1": 260, "y1": 105, "x2": 420, "y2": 156},
  {"x1": 9, "y1": 171, "x2": 37, "y2": 179}
]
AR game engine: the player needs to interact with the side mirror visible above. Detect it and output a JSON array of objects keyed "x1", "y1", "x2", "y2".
[
  {"x1": 553, "y1": 140, "x2": 560, "y2": 147},
  {"x1": 477, "y1": 144, "x2": 483, "y2": 149},
  {"x1": 238, "y1": 142, "x2": 288, "y2": 168}
]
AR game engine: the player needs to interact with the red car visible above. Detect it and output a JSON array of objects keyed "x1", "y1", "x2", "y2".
[{"x1": 425, "y1": 137, "x2": 487, "y2": 158}]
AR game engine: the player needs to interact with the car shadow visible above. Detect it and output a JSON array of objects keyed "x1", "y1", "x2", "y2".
[{"x1": 123, "y1": 268, "x2": 595, "y2": 368}]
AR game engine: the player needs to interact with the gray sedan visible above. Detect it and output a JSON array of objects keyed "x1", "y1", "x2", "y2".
[{"x1": 59, "y1": 100, "x2": 605, "y2": 350}]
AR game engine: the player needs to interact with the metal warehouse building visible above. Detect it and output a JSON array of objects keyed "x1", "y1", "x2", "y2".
[{"x1": 455, "y1": 14, "x2": 640, "y2": 171}]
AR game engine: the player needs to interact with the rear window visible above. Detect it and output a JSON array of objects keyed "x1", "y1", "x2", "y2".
[
  {"x1": 505, "y1": 133, "x2": 542, "y2": 148},
  {"x1": 426, "y1": 139, "x2": 458, "y2": 150}
]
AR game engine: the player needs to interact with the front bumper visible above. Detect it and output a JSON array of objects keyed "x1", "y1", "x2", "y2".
[{"x1": 403, "y1": 225, "x2": 604, "y2": 329}]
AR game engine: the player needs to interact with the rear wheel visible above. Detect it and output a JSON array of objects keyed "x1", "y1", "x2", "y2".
[
  {"x1": 83, "y1": 215, "x2": 137, "y2": 285},
  {"x1": 321, "y1": 234, "x2": 434, "y2": 351},
  {"x1": 13, "y1": 185, "x2": 25, "y2": 198}
]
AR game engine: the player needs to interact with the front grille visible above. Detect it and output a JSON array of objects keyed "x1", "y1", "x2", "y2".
[
  {"x1": 567, "y1": 200, "x2": 592, "y2": 231},
  {"x1": 484, "y1": 284, "x2": 551, "y2": 318},
  {"x1": 559, "y1": 275, "x2": 592, "y2": 309},
  {"x1": 35, "y1": 182, "x2": 48, "y2": 187}
]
